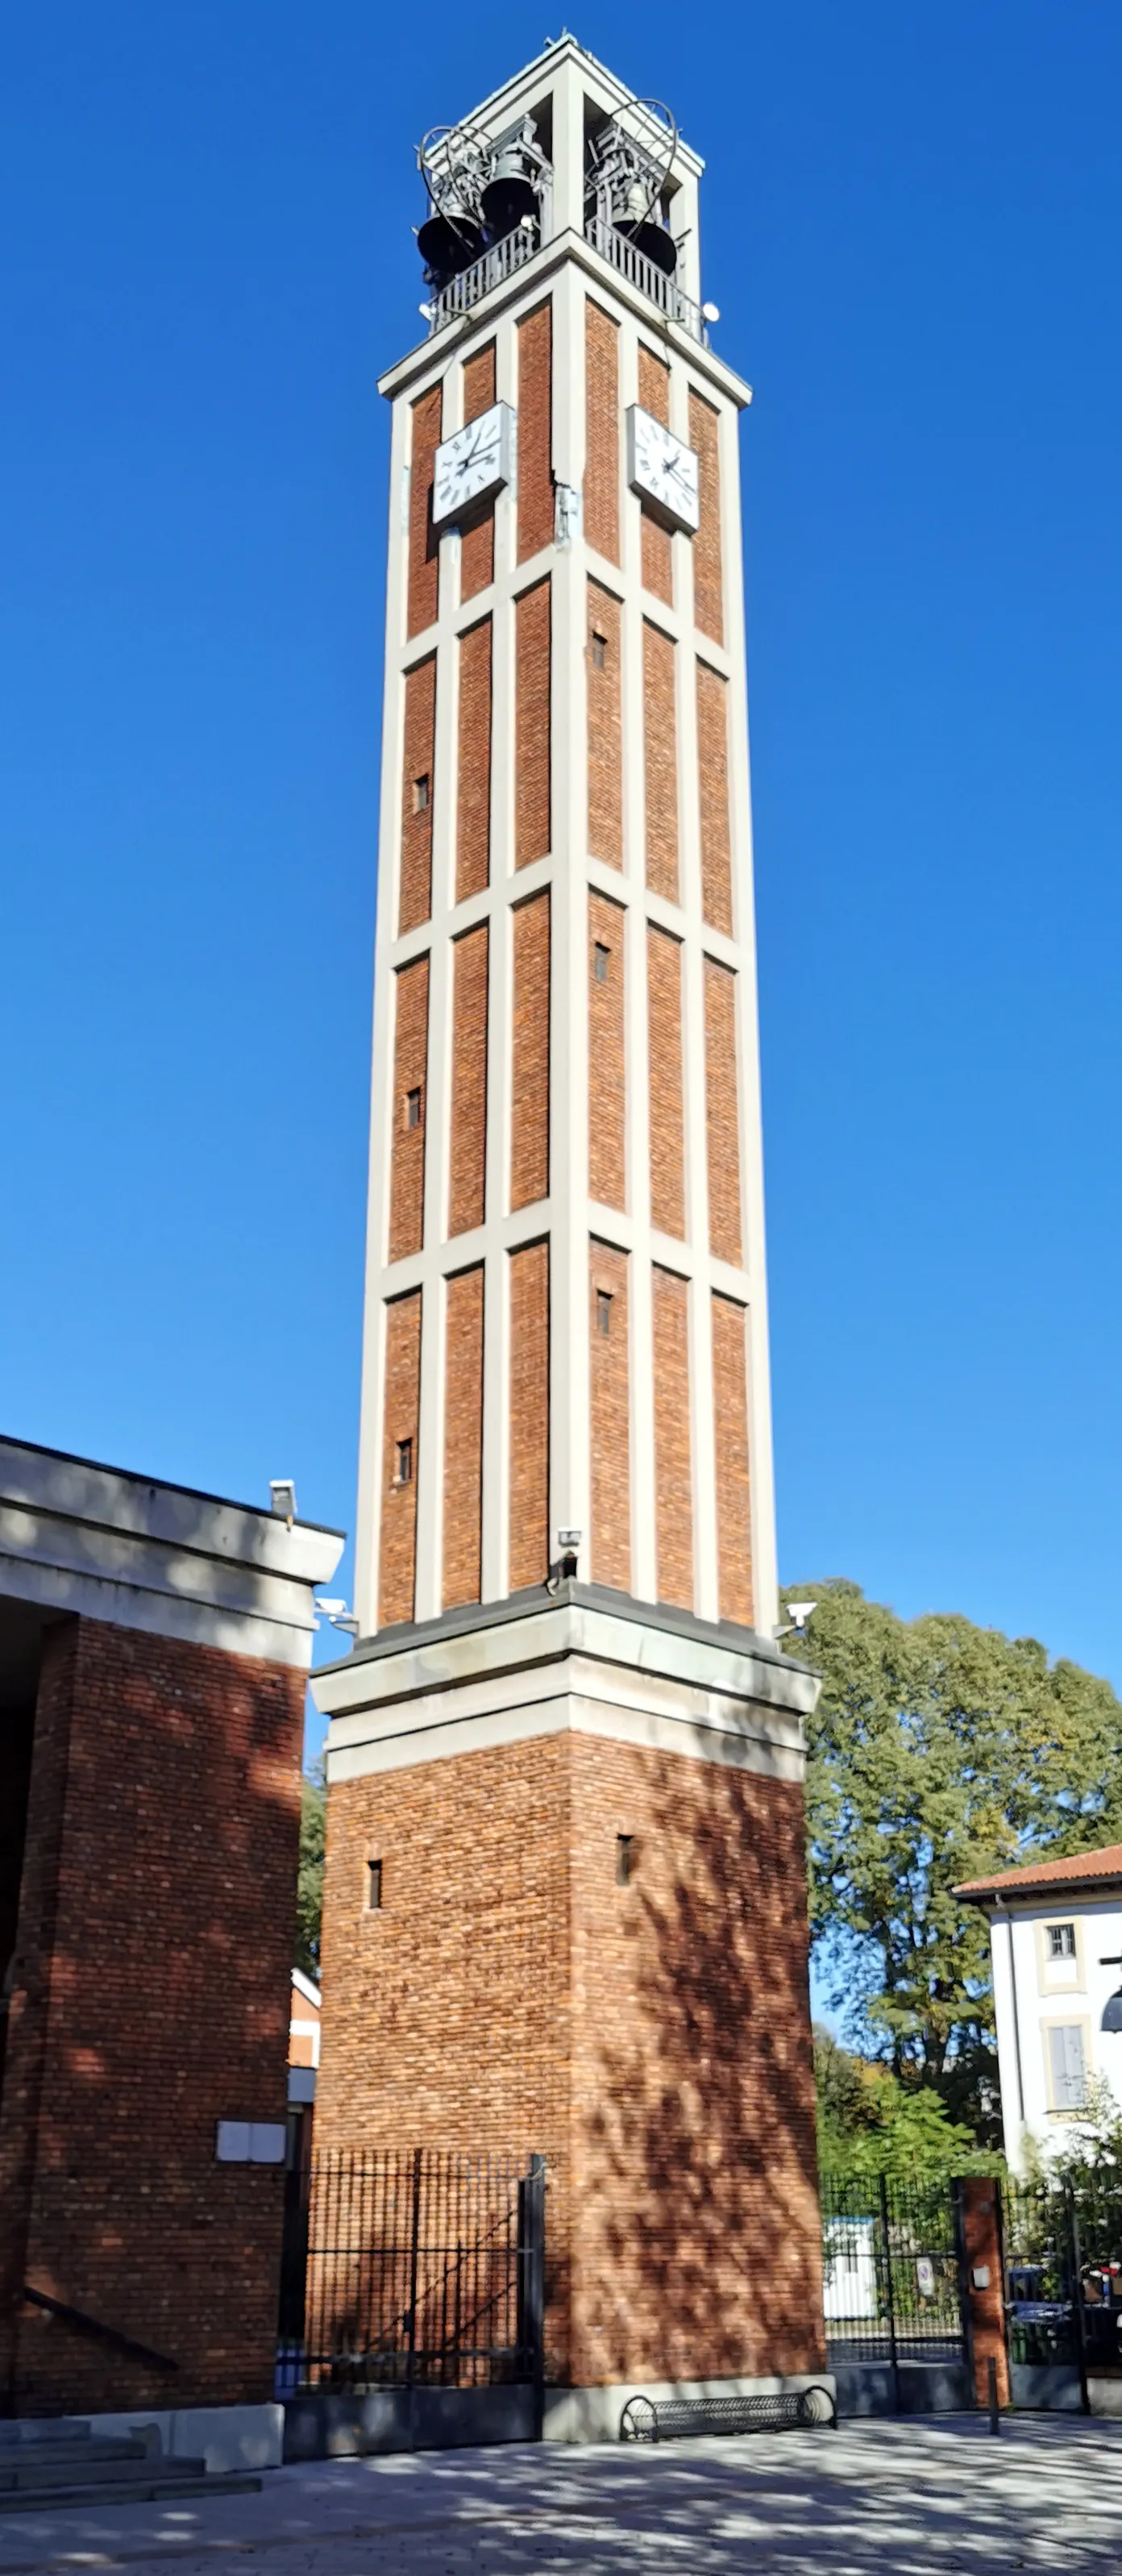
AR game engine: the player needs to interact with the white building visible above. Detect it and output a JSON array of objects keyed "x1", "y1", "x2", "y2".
[{"x1": 958, "y1": 1844, "x2": 1122, "y2": 2173}]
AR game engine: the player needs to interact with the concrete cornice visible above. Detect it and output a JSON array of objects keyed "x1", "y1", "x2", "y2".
[{"x1": 0, "y1": 1433, "x2": 345, "y2": 1669}]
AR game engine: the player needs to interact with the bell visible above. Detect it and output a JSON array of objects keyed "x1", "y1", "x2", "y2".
[
  {"x1": 480, "y1": 148, "x2": 538, "y2": 242},
  {"x1": 418, "y1": 210, "x2": 485, "y2": 291},
  {"x1": 1103, "y1": 1988, "x2": 1122, "y2": 2033},
  {"x1": 616, "y1": 215, "x2": 677, "y2": 277}
]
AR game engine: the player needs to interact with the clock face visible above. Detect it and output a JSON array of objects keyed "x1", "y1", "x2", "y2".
[
  {"x1": 432, "y1": 400, "x2": 513, "y2": 530},
  {"x1": 625, "y1": 405, "x2": 700, "y2": 536}
]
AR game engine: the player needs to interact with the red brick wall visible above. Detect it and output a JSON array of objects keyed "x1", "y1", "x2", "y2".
[
  {"x1": 460, "y1": 343, "x2": 496, "y2": 601},
  {"x1": 509, "y1": 1238, "x2": 550, "y2": 1590},
  {"x1": 515, "y1": 581, "x2": 551, "y2": 868},
  {"x1": 510, "y1": 892, "x2": 551, "y2": 1211},
  {"x1": 962, "y1": 2178, "x2": 1009, "y2": 2407},
  {"x1": 408, "y1": 384, "x2": 443, "y2": 639},
  {"x1": 389, "y1": 954, "x2": 429, "y2": 1263},
  {"x1": 443, "y1": 1264, "x2": 484, "y2": 1611},
  {"x1": 589, "y1": 1240, "x2": 630, "y2": 1592},
  {"x1": 643, "y1": 622, "x2": 679, "y2": 901},
  {"x1": 316, "y1": 1732, "x2": 824, "y2": 2390},
  {"x1": 0, "y1": 1615, "x2": 303, "y2": 2414},
  {"x1": 456, "y1": 618, "x2": 492, "y2": 902},
  {"x1": 638, "y1": 346, "x2": 673, "y2": 605},
  {"x1": 652, "y1": 1266, "x2": 693, "y2": 1610},
  {"x1": 399, "y1": 655, "x2": 436, "y2": 934},
  {"x1": 696, "y1": 662, "x2": 733, "y2": 936},
  {"x1": 712, "y1": 1293, "x2": 754, "y2": 1626},
  {"x1": 588, "y1": 892, "x2": 625, "y2": 1211},
  {"x1": 448, "y1": 924, "x2": 488, "y2": 1238},
  {"x1": 689, "y1": 390, "x2": 723, "y2": 646},
  {"x1": 647, "y1": 926, "x2": 684, "y2": 1239},
  {"x1": 584, "y1": 300, "x2": 620, "y2": 564},
  {"x1": 517, "y1": 303, "x2": 553, "y2": 562},
  {"x1": 704, "y1": 958, "x2": 742, "y2": 1266},
  {"x1": 586, "y1": 581, "x2": 622, "y2": 868},
  {"x1": 380, "y1": 1290, "x2": 422, "y2": 1626}
]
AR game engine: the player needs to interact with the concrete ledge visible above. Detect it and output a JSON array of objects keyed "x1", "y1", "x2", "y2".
[
  {"x1": 81, "y1": 2403, "x2": 284, "y2": 2473},
  {"x1": 544, "y1": 2372, "x2": 836, "y2": 2444},
  {"x1": 283, "y1": 2387, "x2": 536, "y2": 2459},
  {"x1": 1011, "y1": 2363, "x2": 1083, "y2": 2412},
  {"x1": 832, "y1": 2361, "x2": 973, "y2": 2418}
]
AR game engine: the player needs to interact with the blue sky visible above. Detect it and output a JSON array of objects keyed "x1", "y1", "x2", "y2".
[{"x1": 2, "y1": 3, "x2": 1120, "y2": 1758}]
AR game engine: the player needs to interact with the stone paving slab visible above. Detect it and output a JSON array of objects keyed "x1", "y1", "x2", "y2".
[{"x1": 0, "y1": 2416, "x2": 1118, "y2": 2575}]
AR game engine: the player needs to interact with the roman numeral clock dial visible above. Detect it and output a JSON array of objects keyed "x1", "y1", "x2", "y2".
[
  {"x1": 432, "y1": 399, "x2": 515, "y2": 528},
  {"x1": 626, "y1": 405, "x2": 700, "y2": 535}
]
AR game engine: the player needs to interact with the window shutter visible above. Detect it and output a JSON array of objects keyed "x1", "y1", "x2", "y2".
[{"x1": 1049, "y1": 2023, "x2": 1087, "y2": 2110}]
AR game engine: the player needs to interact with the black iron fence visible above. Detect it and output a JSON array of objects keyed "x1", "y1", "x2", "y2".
[
  {"x1": 821, "y1": 2173, "x2": 968, "y2": 2370},
  {"x1": 1004, "y1": 2175, "x2": 1122, "y2": 2398},
  {"x1": 277, "y1": 2148, "x2": 545, "y2": 2401}
]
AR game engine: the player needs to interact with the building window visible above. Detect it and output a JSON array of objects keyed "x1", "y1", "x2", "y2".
[
  {"x1": 1048, "y1": 1923, "x2": 1077, "y2": 1960},
  {"x1": 405, "y1": 1087, "x2": 422, "y2": 1129},
  {"x1": 593, "y1": 942, "x2": 609, "y2": 983},
  {"x1": 591, "y1": 631, "x2": 607, "y2": 670},
  {"x1": 616, "y1": 1833, "x2": 634, "y2": 1887},
  {"x1": 413, "y1": 774, "x2": 430, "y2": 812},
  {"x1": 367, "y1": 1858, "x2": 383, "y2": 1911},
  {"x1": 596, "y1": 1288, "x2": 612, "y2": 1336},
  {"x1": 1048, "y1": 2023, "x2": 1087, "y2": 2111},
  {"x1": 395, "y1": 1437, "x2": 413, "y2": 1486}
]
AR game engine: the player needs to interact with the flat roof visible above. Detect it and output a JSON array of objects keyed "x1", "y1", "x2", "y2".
[{"x1": 0, "y1": 1428, "x2": 343, "y2": 1537}]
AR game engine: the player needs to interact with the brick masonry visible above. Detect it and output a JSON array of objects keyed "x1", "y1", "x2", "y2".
[
  {"x1": 651, "y1": 1265, "x2": 693, "y2": 1611},
  {"x1": 711, "y1": 1292, "x2": 754, "y2": 1626},
  {"x1": 696, "y1": 661, "x2": 733, "y2": 936},
  {"x1": 584, "y1": 299, "x2": 620, "y2": 564},
  {"x1": 380, "y1": 1290, "x2": 422, "y2": 1626},
  {"x1": 510, "y1": 891, "x2": 551, "y2": 1211},
  {"x1": 508, "y1": 1238, "x2": 550, "y2": 1591},
  {"x1": 637, "y1": 344, "x2": 673, "y2": 606},
  {"x1": 515, "y1": 579, "x2": 551, "y2": 868},
  {"x1": 588, "y1": 1239, "x2": 630, "y2": 1592},
  {"x1": 389, "y1": 953, "x2": 430, "y2": 1263},
  {"x1": 399, "y1": 654, "x2": 436, "y2": 934},
  {"x1": 517, "y1": 302, "x2": 554, "y2": 564},
  {"x1": 588, "y1": 891, "x2": 625, "y2": 1211},
  {"x1": 0, "y1": 1614, "x2": 303, "y2": 2414},
  {"x1": 460, "y1": 342, "x2": 497, "y2": 601},
  {"x1": 642, "y1": 621, "x2": 679, "y2": 901},
  {"x1": 704, "y1": 956, "x2": 742, "y2": 1266},
  {"x1": 448, "y1": 923, "x2": 488, "y2": 1238},
  {"x1": 586, "y1": 580, "x2": 622, "y2": 869},
  {"x1": 456, "y1": 618, "x2": 492, "y2": 902},
  {"x1": 689, "y1": 389, "x2": 723, "y2": 647},
  {"x1": 408, "y1": 383, "x2": 443, "y2": 640},
  {"x1": 443, "y1": 1264, "x2": 484, "y2": 1611},
  {"x1": 646, "y1": 926, "x2": 684, "y2": 1239},
  {"x1": 316, "y1": 1732, "x2": 824, "y2": 2390}
]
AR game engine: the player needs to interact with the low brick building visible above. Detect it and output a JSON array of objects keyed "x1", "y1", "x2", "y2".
[{"x1": 0, "y1": 1434, "x2": 341, "y2": 2418}]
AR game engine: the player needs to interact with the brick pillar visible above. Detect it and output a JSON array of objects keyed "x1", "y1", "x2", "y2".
[{"x1": 960, "y1": 2174, "x2": 1009, "y2": 2407}]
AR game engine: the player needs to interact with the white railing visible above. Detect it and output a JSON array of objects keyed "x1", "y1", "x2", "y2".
[
  {"x1": 584, "y1": 214, "x2": 709, "y2": 345},
  {"x1": 427, "y1": 224, "x2": 538, "y2": 336}
]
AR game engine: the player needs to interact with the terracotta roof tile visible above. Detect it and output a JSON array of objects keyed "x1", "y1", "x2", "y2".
[{"x1": 956, "y1": 1843, "x2": 1122, "y2": 1900}]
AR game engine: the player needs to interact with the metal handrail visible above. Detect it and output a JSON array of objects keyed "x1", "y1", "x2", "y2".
[
  {"x1": 583, "y1": 214, "x2": 709, "y2": 345},
  {"x1": 23, "y1": 2282, "x2": 178, "y2": 2372},
  {"x1": 427, "y1": 225, "x2": 539, "y2": 337}
]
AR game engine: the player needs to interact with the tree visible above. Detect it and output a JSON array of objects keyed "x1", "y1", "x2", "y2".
[
  {"x1": 814, "y1": 2028, "x2": 995, "y2": 2181},
  {"x1": 295, "y1": 1761, "x2": 326, "y2": 1980},
  {"x1": 783, "y1": 1581, "x2": 1122, "y2": 2137}
]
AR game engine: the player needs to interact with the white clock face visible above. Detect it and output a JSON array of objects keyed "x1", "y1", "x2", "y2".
[
  {"x1": 432, "y1": 400, "x2": 513, "y2": 529},
  {"x1": 626, "y1": 405, "x2": 700, "y2": 535}
]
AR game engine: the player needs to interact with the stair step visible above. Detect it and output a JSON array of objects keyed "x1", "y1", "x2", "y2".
[
  {"x1": 0, "y1": 2452, "x2": 180, "y2": 2492},
  {"x1": 0, "y1": 2471, "x2": 261, "y2": 2516}
]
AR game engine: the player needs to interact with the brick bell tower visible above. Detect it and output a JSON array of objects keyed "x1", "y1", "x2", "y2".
[{"x1": 313, "y1": 39, "x2": 826, "y2": 2429}]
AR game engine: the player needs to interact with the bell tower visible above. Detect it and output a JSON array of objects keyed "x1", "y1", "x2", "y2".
[{"x1": 314, "y1": 39, "x2": 825, "y2": 2428}]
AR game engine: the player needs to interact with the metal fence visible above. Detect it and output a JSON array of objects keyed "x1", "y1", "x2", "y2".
[
  {"x1": 1004, "y1": 2175, "x2": 1122, "y2": 2397},
  {"x1": 821, "y1": 2173, "x2": 968, "y2": 2369},
  {"x1": 277, "y1": 2148, "x2": 545, "y2": 2399}
]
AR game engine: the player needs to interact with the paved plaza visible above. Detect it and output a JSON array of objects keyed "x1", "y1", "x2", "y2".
[{"x1": 0, "y1": 2418, "x2": 1118, "y2": 2576}]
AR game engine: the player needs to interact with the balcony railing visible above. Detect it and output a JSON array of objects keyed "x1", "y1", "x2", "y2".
[{"x1": 425, "y1": 211, "x2": 709, "y2": 348}]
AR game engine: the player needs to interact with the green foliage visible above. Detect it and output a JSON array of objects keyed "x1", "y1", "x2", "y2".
[
  {"x1": 295, "y1": 1760, "x2": 326, "y2": 1980},
  {"x1": 814, "y1": 2027, "x2": 999, "y2": 2182},
  {"x1": 1026, "y1": 2076, "x2": 1122, "y2": 2191},
  {"x1": 785, "y1": 1580, "x2": 1122, "y2": 2137}
]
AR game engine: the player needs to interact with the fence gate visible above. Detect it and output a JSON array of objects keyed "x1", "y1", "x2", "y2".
[
  {"x1": 1004, "y1": 2177, "x2": 1122, "y2": 2411},
  {"x1": 278, "y1": 2148, "x2": 545, "y2": 2417},
  {"x1": 821, "y1": 2174, "x2": 970, "y2": 2405}
]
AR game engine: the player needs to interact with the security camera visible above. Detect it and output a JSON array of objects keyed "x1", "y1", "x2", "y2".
[
  {"x1": 269, "y1": 1479, "x2": 297, "y2": 1521},
  {"x1": 787, "y1": 1601, "x2": 817, "y2": 1629},
  {"x1": 557, "y1": 1529, "x2": 582, "y2": 1550}
]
